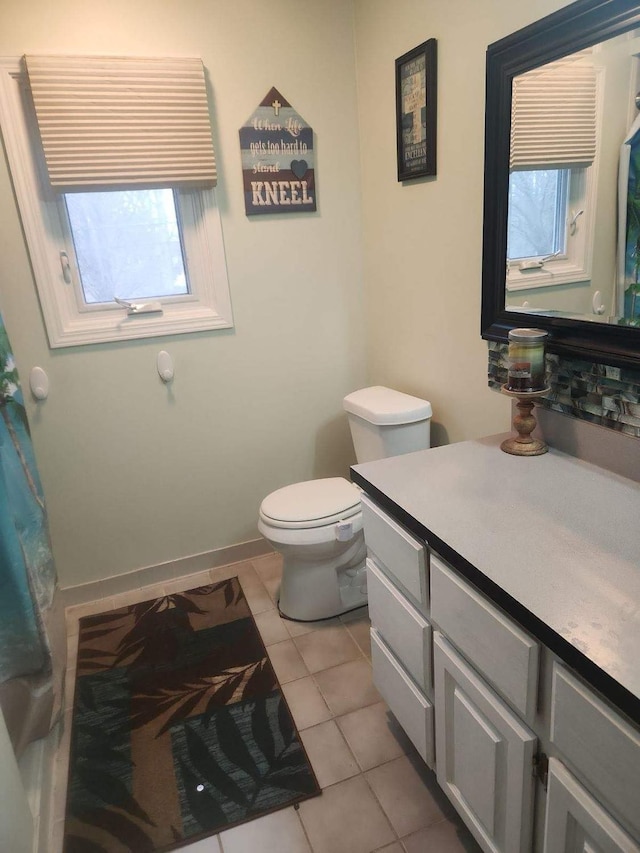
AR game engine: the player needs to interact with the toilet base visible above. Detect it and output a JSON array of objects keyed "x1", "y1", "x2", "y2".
[
  {"x1": 278, "y1": 568, "x2": 367, "y2": 621},
  {"x1": 277, "y1": 540, "x2": 368, "y2": 622},
  {"x1": 278, "y1": 596, "x2": 368, "y2": 624}
]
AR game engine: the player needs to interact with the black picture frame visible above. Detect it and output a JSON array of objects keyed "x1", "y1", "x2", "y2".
[{"x1": 395, "y1": 39, "x2": 437, "y2": 181}]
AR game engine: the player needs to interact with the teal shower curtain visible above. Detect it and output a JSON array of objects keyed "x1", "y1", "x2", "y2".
[{"x1": 0, "y1": 313, "x2": 65, "y2": 755}]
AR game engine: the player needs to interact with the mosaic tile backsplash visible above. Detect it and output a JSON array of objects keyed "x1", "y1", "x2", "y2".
[{"x1": 488, "y1": 342, "x2": 640, "y2": 438}]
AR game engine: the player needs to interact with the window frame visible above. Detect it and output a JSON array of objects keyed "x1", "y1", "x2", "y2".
[
  {"x1": 0, "y1": 57, "x2": 233, "y2": 348},
  {"x1": 505, "y1": 62, "x2": 603, "y2": 295},
  {"x1": 505, "y1": 164, "x2": 596, "y2": 292}
]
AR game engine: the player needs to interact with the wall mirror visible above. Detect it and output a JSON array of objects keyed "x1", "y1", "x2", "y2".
[{"x1": 482, "y1": 0, "x2": 640, "y2": 367}]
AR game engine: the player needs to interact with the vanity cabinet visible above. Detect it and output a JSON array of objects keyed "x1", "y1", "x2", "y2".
[
  {"x1": 362, "y1": 493, "x2": 538, "y2": 853},
  {"x1": 358, "y1": 483, "x2": 640, "y2": 853}
]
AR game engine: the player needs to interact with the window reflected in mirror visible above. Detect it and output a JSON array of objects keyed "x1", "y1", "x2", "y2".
[
  {"x1": 504, "y1": 31, "x2": 640, "y2": 325},
  {"x1": 507, "y1": 169, "x2": 568, "y2": 260}
]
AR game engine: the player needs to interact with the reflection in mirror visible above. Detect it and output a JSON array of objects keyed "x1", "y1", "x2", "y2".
[
  {"x1": 482, "y1": 0, "x2": 640, "y2": 368},
  {"x1": 504, "y1": 32, "x2": 640, "y2": 325}
]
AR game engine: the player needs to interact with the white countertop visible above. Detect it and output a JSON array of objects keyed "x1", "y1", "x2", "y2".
[{"x1": 352, "y1": 435, "x2": 640, "y2": 719}]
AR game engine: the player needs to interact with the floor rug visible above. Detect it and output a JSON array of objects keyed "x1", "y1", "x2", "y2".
[{"x1": 64, "y1": 578, "x2": 321, "y2": 852}]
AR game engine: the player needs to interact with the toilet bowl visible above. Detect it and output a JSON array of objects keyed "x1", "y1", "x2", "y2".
[
  {"x1": 258, "y1": 477, "x2": 367, "y2": 622},
  {"x1": 258, "y1": 386, "x2": 433, "y2": 621}
]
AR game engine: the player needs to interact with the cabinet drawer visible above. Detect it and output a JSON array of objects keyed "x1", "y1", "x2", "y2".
[
  {"x1": 550, "y1": 663, "x2": 640, "y2": 838},
  {"x1": 361, "y1": 494, "x2": 428, "y2": 610},
  {"x1": 430, "y1": 554, "x2": 539, "y2": 719},
  {"x1": 367, "y1": 558, "x2": 432, "y2": 694},
  {"x1": 370, "y1": 628, "x2": 435, "y2": 768}
]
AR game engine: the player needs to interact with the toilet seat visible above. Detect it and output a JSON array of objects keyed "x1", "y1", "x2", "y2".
[{"x1": 259, "y1": 477, "x2": 361, "y2": 530}]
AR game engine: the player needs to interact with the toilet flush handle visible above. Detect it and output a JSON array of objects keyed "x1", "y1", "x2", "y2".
[{"x1": 335, "y1": 520, "x2": 354, "y2": 541}]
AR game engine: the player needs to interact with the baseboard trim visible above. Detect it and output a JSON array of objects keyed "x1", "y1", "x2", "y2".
[{"x1": 60, "y1": 538, "x2": 273, "y2": 607}]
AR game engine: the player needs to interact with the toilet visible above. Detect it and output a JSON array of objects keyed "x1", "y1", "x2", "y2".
[{"x1": 258, "y1": 386, "x2": 433, "y2": 621}]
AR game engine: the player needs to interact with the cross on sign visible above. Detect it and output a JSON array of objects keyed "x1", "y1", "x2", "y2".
[{"x1": 271, "y1": 99, "x2": 282, "y2": 116}]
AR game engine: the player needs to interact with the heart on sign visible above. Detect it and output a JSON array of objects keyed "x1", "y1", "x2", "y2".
[{"x1": 290, "y1": 159, "x2": 308, "y2": 179}]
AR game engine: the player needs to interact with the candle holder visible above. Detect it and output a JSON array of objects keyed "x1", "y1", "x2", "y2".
[{"x1": 500, "y1": 385, "x2": 550, "y2": 456}]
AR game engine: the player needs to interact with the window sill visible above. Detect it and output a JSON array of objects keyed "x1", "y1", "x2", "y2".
[
  {"x1": 45, "y1": 303, "x2": 233, "y2": 348},
  {"x1": 506, "y1": 260, "x2": 590, "y2": 292}
]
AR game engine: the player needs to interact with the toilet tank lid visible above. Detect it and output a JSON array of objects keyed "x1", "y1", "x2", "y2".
[{"x1": 343, "y1": 386, "x2": 432, "y2": 425}]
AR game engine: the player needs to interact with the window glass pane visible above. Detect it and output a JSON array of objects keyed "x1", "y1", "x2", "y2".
[
  {"x1": 65, "y1": 189, "x2": 188, "y2": 304},
  {"x1": 507, "y1": 169, "x2": 568, "y2": 260}
]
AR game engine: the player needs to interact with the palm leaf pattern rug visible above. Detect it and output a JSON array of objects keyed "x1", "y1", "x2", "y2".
[{"x1": 64, "y1": 578, "x2": 321, "y2": 852}]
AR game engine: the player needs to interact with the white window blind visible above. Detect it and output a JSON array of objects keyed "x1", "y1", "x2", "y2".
[
  {"x1": 24, "y1": 55, "x2": 217, "y2": 191},
  {"x1": 510, "y1": 55, "x2": 597, "y2": 171}
]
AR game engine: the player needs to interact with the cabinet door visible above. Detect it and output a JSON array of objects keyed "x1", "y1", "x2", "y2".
[
  {"x1": 543, "y1": 758, "x2": 639, "y2": 853},
  {"x1": 434, "y1": 632, "x2": 536, "y2": 853}
]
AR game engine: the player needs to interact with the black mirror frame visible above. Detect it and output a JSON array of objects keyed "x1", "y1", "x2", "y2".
[{"x1": 481, "y1": 0, "x2": 640, "y2": 369}]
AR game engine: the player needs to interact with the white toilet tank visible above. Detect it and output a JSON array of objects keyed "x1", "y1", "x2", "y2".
[{"x1": 343, "y1": 386, "x2": 433, "y2": 463}]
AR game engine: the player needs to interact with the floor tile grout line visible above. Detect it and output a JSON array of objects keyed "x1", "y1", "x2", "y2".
[
  {"x1": 341, "y1": 618, "x2": 373, "y2": 662},
  {"x1": 295, "y1": 770, "x2": 400, "y2": 853},
  {"x1": 299, "y1": 747, "x2": 457, "y2": 849},
  {"x1": 359, "y1": 768, "x2": 401, "y2": 846},
  {"x1": 363, "y1": 761, "x2": 464, "y2": 851},
  {"x1": 300, "y1": 716, "x2": 361, "y2": 784},
  {"x1": 307, "y1": 649, "x2": 378, "y2": 720},
  {"x1": 332, "y1": 709, "x2": 384, "y2": 776},
  {"x1": 392, "y1": 815, "x2": 459, "y2": 852},
  {"x1": 294, "y1": 802, "x2": 316, "y2": 853},
  {"x1": 290, "y1": 634, "x2": 363, "y2": 674},
  {"x1": 305, "y1": 749, "x2": 415, "y2": 794}
]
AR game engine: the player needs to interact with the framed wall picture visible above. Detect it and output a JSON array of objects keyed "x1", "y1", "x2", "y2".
[{"x1": 395, "y1": 39, "x2": 437, "y2": 181}]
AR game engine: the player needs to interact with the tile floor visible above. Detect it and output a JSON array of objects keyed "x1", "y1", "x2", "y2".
[{"x1": 52, "y1": 554, "x2": 482, "y2": 853}]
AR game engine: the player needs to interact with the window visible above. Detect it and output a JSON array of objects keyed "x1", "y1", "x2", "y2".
[
  {"x1": 64, "y1": 189, "x2": 189, "y2": 305},
  {"x1": 506, "y1": 53, "x2": 600, "y2": 292},
  {"x1": 0, "y1": 57, "x2": 232, "y2": 347},
  {"x1": 506, "y1": 164, "x2": 594, "y2": 291},
  {"x1": 506, "y1": 166, "x2": 594, "y2": 291}
]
